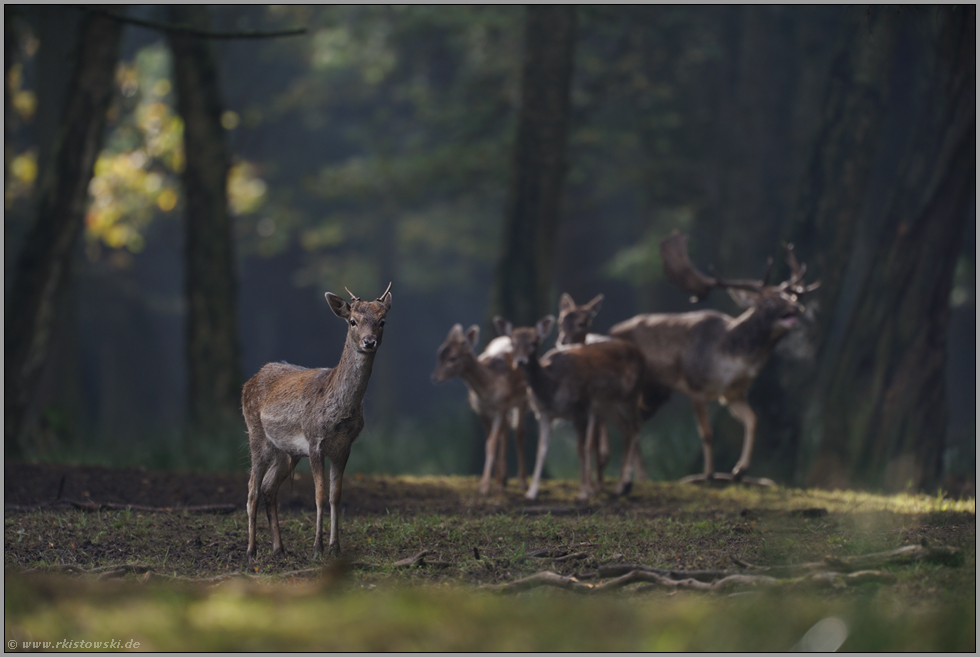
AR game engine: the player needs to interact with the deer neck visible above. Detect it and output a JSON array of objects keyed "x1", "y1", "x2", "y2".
[
  {"x1": 458, "y1": 352, "x2": 496, "y2": 399},
  {"x1": 327, "y1": 339, "x2": 377, "y2": 410},
  {"x1": 722, "y1": 307, "x2": 779, "y2": 361},
  {"x1": 518, "y1": 353, "x2": 557, "y2": 405}
]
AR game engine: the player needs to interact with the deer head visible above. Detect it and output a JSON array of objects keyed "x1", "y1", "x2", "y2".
[
  {"x1": 556, "y1": 293, "x2": 604, "y2": 346},
  {"x1": 660, "y1": 231, "x2": 819, "y2": 337},
  {"x1": 431, "y1": 323, "x2": 480, "y2": 383},
  {"x1": 325, "y1": 282, "x2": 392, "y2": 354},
  {"x1": 495, "y1": 315, "x2": 554, "y2": 366}
]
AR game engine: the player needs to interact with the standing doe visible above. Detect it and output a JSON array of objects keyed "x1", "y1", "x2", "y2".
[
  {"x1": 243, "y1": 283, "x2": 392, "y2": 560},
  {"x1": 610, "y1": 231, "x2": 818, "y2": 481},
  {"x1": 498, "y1": 315, "x2": 644, "y2": 501},
  {"x1": 431, "y1": 324, "x2": 528, "y2": 495}
]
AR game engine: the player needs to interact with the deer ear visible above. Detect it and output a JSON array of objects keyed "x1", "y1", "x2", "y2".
[
  {"x1": 377, "y1": 282, "x2": 392, "y2": 312},
  {"x1": 448, "y1": 323, "x2": 465, "y2": 341},
  {"x1": 325, "y1": 292, "x2": 351, "y2": 319},
  {"x1": 585, "y1": 294, "x2": 604, "y2": 318},
  {"x1": 559, "y1": 293, "x2": 575, "y2": 313},
  {"x1": 493, "y1": 316, "x2": 512, "y2": 337},
  {"x1": 536, "y1": 315, "x2": 555, "y2": 340},
  {"x1": 465, "y1": 325, "x2": 480, "y2": 350},
  {"x1": 727, "y1": 288, "x2": 757, "y2": 309}
]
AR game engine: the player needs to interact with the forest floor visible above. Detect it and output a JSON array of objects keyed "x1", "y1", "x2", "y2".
[{"x1": 4, "y1": 462, "x2": 976, "y2": 651}]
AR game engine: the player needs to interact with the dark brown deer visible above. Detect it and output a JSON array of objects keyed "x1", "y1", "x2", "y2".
[
  {"x1": 243, "y1": 283, "x2": 392, "y2": 560},
  {"x1": 610, "y1": 231, "x2": 818, "y2": 481},
  {"x1": 555, "y1": 293, "x2": 667, "y2": 483},
  {"x1": 497, "y1": 315, "x2": 644, "y2": 501},
  {"x1": 431, "y1": 324, "x2": 528, "y2": 495}
]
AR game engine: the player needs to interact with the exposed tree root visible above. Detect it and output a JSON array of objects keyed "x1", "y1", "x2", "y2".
[
  {"x1": 487, "y1": 544, "x2": 951, "y2": 595},
  {"x1": 5, "y1": 499, "x2": 238, "y2": 514}
]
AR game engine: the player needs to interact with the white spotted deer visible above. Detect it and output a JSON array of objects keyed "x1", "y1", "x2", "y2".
[
  {"x1": 243, "y1": 283, "x2": 392, "y2": 560},
  {"x1": 497, "y1": 315, "x2": 645, "y2": 501},
  {"x1": 431, "y1": 324, "x2": 529, "y2": 495},
  {"x1": 610, "y1": 231, "x2": 818, "y2": 482}
]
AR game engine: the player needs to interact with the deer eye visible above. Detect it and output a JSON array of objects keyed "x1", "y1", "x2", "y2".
[
  {"x1": 349, "y1": 319, "x2": 356, "y2": 327},
  {"x1": 379, "y1": 319, "x2": 386, "y2": 328}
]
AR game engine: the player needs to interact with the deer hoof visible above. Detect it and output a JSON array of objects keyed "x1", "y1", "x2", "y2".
[
  {"x1": 616, "y1": 481, "x2": 633, "y2": 497},
  {"x1": 246, "y1": 548, "x2": 257, "y2": 562}
]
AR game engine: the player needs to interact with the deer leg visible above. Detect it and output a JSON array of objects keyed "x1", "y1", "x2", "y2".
[
  {"x1": 262, "y1": 452, "x2": 292, "y2": 557},
  {"x1": 726, "y1": 399, "x2": 757, "y2": 479},
  {"x1": 576, "y1": 415, "x2": 594, "y2": 501},
  {"x1": 631, "y1": 433, "x2": 649, "y2": 481},
  {"x1": 310, "y1": 449, "x2": 328, "y2": 559},
  {"x1": 691, "y1": 399, "x2": 715, "y2": 480},
  {"x1": 327, "y1": 448, "x2": 351, "y2": 558},
  {"x1": 595, "y1": 419, "x2": 610, "y2": 491},
  {"x1": 513, "y1": 406, "x2": 528, "y2": 491},
  {"x1": 496, "y1": 415, "x2": 508, "y2": 490},
  {"x1": 613, "y1": 413, "x2": 638, "y2": 496},
  {"x1": 525, "y1": 416, "x2": 552, "y2": 501},
  {"x1": 479, "y1": 415, "x2": 504, "y2": 496},
  {"x1": 246, "y1": 446, "x2": 270, "y2": 561}
]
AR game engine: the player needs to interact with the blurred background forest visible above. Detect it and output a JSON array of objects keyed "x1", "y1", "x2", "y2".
[{"x1": 4, "y1": 5, "x2": 974, "y2": 493}]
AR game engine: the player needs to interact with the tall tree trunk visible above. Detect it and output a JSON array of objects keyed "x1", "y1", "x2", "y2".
[
  {"x1": 490, "y1": 5, "x2": 577, "y2": 328},
  {"x1": 809, "y1": 6, "x2": 975, "y2": 491},
  {"x1": 167, "y1": 6, "x2": 243, "y2": 437},
  {"x1": 741, "y1": 7, "x2": 903, "y2": 485},
  {"x1": 4, "y1": 7, "x2": 123, "y2": 458}
]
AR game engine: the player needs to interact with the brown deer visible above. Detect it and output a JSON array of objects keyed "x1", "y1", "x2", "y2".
[
  {"x1": 497, "y1": 315, "x2": 644, "y2": 501},
  {"x1": 609, "y1": 231, "x2": 818, "y2": 481},
  {"x1": 431, "y1": 324, "x2": 529, "y2": 495},
  {"x1": 243, "y1": 283, "x2": 392, "y2": 560},
  {"x1": 555, "y1": 293, "x2": 663, "y2": 484}
]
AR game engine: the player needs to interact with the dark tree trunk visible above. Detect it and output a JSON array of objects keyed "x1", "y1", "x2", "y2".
[
  {"x1": 490, "y1": 5, "x2": 577, "y2": 328},
  {"x1": 809, "y1": 6, "x2": 975, "y2": 491},
  {"x1": 167, "y1": 6, "x2": 243, "y2": 435},
  {"x1": 4, "y1": 8, "x2": 123, "y2": 458},
  {"x1": 732, "y1": 7, "x2": 904, "y2": 485}
]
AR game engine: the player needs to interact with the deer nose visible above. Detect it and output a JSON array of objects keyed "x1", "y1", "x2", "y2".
[{"x1": 362, "y1": 336, "x2": 378, "y2": 350}]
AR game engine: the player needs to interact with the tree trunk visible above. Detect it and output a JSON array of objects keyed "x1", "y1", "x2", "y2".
[
  {"x1": 490, "y1": 5, "x2": 577, "y2": 328},
  {"x1": 809, "y1": 6, "x2": 975, "y2": 491},
  {"x1": 167, "y1": 6, "x2": 243, "y2": 436},
  {"x1": 4, "y1": 7, "x2": 123, "y2": 458},
  {"x1": 737, "y1": 7, "x2": 903, "y2": 485}
]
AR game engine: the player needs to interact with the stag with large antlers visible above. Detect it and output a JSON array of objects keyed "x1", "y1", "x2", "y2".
[
  {"x1": 610, "y1": 232, "x2": 818, "y2": 481},
  {"x1": 243, "y1": 283, "x2": 391, "y2": 560}
]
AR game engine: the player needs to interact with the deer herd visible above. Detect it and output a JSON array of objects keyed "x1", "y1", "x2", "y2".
[{"x1": 243, "y1": 232, "x2": 818, "y2": 559}]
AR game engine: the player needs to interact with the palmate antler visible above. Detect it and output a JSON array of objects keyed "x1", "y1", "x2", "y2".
[
  {"x1": 778, "y1": 243, "x2": 820, "y2": 297},
  {"x1": 660, "y1": 231, "x2": 819, "y2": 302},
  {"x1": 659, "y1": 231, "x2": 766, "y2": 303}
]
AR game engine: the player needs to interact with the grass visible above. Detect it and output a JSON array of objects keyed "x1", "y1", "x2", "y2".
[{"x1": 4, "y1": 476, "x2": 976, "y2": 651}]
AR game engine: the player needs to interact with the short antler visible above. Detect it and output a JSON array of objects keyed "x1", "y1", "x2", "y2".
[
  {"x1": 660, "y1": 231, "x2": 765, "y2": 303},
  {"x1": 377, "y1": 281, "x2": 392, "y2": 300},
  {"x1": 778, "y1": 243, "x2": 820, "y2": 296},
  {"x1": 345, "y1": 287, "x2": 361, "y2": 302}
]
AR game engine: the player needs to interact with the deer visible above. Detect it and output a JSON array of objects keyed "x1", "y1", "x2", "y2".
[
  {"x1": 431, "y1": 323, "x2": 529, "y2": 495},
  {"x1": 496, "y1": 315, "x2": 645, "y2": 501},
  {"x1": 242, "y1": 283, "x2": 392, "y2": 560},
  {"x1": 609, "y1": 231, "x2": 819, "y2": 482}
]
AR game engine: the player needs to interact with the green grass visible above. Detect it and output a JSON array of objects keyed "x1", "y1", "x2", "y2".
[{"x1": 4, "y1": 477, "x2": 976, "y2": 651}]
